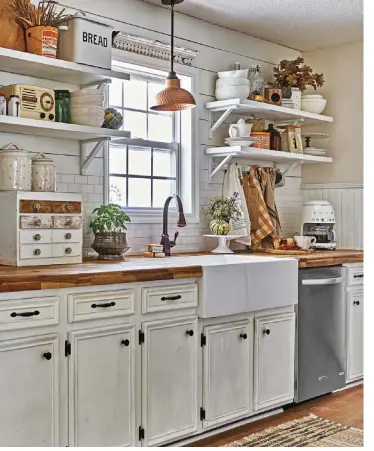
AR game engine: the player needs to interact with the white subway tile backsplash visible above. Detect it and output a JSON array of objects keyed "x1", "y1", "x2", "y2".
[
  {"x1": 87, "y1": 175, "x2": 100, "y2": 185},
  {"x1": 61, "y1": 174, "x2": 75, "y2": 184},
  {"x1": 82, "y1": 184, "x2": 94, "y2": 193},
  {"x1": 87, "y1": 193, "x2": 102, "y2": 204},
  {"x1": 56, "y1": 183, "x2": 68, "y2": 192},
  {"x1": 74, "y1": 175, "x2": 88, "y2": 184},
  {"x1": 67, "y1": 184, "x2": 82, "y2": 193}
]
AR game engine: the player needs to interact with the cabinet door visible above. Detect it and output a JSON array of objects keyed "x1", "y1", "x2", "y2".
[
  {"x1": 142, "y1": 316, "x2": 198, "y2": 446},
  {"x1": 68, "y1": 325, "x2": 136, "y2": 447},
  {"x1": 203, "y1": 321, "x2": 252, "y2": 428},
  {"x1": 347, "y1": 290, "x2": 364, "y2": 382},
  {"x1": 0, "y1": 334, "x2": 59, "y2": 446},
  {"x1": 254, "y1": 313, "x2": 295, "y2": 411}
]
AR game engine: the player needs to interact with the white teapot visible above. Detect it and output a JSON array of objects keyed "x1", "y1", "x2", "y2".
[{"x1": 229, "y1": 118, "x2": 253, "y2": 138}]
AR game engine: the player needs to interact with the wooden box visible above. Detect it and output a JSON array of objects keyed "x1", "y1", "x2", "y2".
[{"x1": 0, "y1": 191, "x2": 83, "y2": 267}]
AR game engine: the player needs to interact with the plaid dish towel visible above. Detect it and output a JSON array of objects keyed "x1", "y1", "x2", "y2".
[{"x1": 243, "y1": 167, "x2": 274, "y2": 248}]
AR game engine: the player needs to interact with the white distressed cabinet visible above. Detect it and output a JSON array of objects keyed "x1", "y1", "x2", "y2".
[
  {"x1": 346, "y1": 289, "x2": 364, "y2": 382},
  {"x1": 0, "y1": 334, "x2": 59, "y2": 446},
  {"x1": 254, "y1": 313, "x2": 295, "y2": 411},
  {"x1": 142, "y1": 316, "x2": 199, "y2": 446},
  {"x1": 68, "y1": 325, "x2": 136, "y2": 447},
  {"x1": 202, "y1": 320, "x2": 252, "y2": 428}
]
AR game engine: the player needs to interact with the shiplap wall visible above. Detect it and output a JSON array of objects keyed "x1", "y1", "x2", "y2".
[
  {"x1": 301, "y1": 183, "x2": 364, "y2": 250},
  {"x1": 0, "y1": 0, "x2": 303, "y2": 254}
]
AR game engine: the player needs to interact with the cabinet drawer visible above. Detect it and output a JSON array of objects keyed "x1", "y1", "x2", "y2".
[
  {"x1": 19, "y1": 229, "x2": 52, "y2": 244},
  {"x1": 19, "y1": 244, "x2": 53, "y2": 259},
  {"x1": 52, "y1": 216, "x2": 82, "y2": 229},
  {"x1": 0, "y1": 296, "x2": 59, "y2": 331},
  {"x1": 53, "y1": 243, "x2": 81, "y2": 258},
  {"x1": 20, "y1": 215, "x2": 52, "y2": 229},
  {"x1": 347, "y1": 266, "x2": 364, "y2": 286},
  {"x1": 68, "y1": 290, "x2": 135, "y2": 323},
  {"x1": 142, "y1": 283, "x2": 198, "y2": 313},
  {"x1": 52, "y1": 229, "x2": 82, "y2": 243},
  {"x1": 19, "y1": 200, "x2": 52, "y2": 214},
  {"x1": 52, "y1": 201, "x2": 82, "y2": 214}
]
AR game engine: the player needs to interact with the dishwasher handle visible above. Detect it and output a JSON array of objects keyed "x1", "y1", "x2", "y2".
[{"x1": 301, "y1": 276, "x2": 344, "y2": 286}]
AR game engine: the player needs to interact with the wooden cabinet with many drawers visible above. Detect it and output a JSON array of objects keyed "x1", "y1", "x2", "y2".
[{"x1": 0, "y1": 191, "x2": 83, "y2": 267}]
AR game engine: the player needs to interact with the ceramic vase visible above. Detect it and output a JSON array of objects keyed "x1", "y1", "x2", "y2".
[{"x1": 291, "y1": 87, "x2": 301, "y2": 110}]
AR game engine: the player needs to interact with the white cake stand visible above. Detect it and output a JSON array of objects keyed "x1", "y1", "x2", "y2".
[{"x1": 204, "y1": 235, "x2": 242, "y2": 254}]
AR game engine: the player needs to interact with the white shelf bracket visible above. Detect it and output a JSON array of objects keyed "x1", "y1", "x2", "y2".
[
  {"x1": 80, "y1": 78, "x2": 112, "y2": 90},
  {"x1": 280, "y1": 162, "x2": 299, "y2": 177},
  {"x1": 209, "y1": 107, "x2": 235, "y2": 138},
  {"x1": 81, "y1": 137, "x2": 111, "y2": 175},
  {"x1": 209, "y1": 155, "x2": 233, "y2": 182}
]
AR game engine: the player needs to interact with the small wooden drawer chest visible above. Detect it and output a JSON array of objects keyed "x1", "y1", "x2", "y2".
[{"x1": 0, "y1": 191, "x2": 83, "y2": 267}]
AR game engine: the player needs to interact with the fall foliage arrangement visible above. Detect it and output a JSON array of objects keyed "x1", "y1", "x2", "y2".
[
  {"x1": 272, "y1": 57, "x2": 325, "y2": 92},
  {"x1": 7, "y1": 0, "x2": 68, "y2": 29}
]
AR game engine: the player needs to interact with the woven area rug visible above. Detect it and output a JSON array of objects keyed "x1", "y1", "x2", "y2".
[{"x1": 222, "y1": 414, "x2": 363, "y2": 447}]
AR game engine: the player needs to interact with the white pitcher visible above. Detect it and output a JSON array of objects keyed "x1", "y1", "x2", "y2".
[{"x1": 229, "y1": 119, "x2": 253, "y2": 138}]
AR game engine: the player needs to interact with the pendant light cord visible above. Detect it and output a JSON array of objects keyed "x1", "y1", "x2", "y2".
[{"x1": 170, "y1": 0, "x2": 175, "y2": 74}]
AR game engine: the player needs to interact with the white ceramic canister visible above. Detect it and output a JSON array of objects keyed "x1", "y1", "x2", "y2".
[
  {"x1": 291, "y1": 87, "x2": 302, "y2": 110},
  {"x1": 0, "y1": 143, "x2": 32, "y2": 191},
  {"x1": 32, "y1": 153, "x2": 56, "y2": 192}
]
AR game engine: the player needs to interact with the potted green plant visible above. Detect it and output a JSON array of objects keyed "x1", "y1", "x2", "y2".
[
  {"x1": 204, "y1": 195, "x2": 241, "y2": 235},
  {"x1": 90, "y1": 203, "x2": 131, "y2": 260},
  {"x1": 271, "y1": 57, "x2": 325, "y2": 101}
]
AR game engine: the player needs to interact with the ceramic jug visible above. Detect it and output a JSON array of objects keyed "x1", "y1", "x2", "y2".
[{"x1": 229, "y1": 119, "x2": 253, "y2": 138}]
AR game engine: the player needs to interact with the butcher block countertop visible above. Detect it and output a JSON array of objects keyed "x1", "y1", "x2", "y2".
[
  {"x1": 0, "y1": 249, "x2": 363, "y2": 293},
  {"x1": 251, "y1": 249, "x2": 364, "y2": 268}
]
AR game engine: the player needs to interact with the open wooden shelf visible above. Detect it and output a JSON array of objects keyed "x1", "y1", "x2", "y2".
[
  {"x1": 0, "y1": 115, "x2": 131, "y2": 141},
  {"x1": 0, "y1": 47, "x2": 130, "y2": 86}
]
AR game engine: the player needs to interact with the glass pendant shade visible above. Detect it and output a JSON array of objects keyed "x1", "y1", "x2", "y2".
[{"x1": 150, "y1": 0, "x2": 196, "y2": 111}]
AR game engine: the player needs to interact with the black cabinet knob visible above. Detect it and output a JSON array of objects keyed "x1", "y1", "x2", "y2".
[
  {"x1": 354, "y1": 300, "x2": 360, "y2": 306},
  {"x1": 186, "y1": 330, "x2": 194, "y2": 336},
  {"x1": 240, "y1": 333, "x2": 248, "y2": 339},
  {"x1": 121, "y1": 339, "x2": 130, "y2": 346},
  {"x1": 43, "y1": 352, "x2": 52, "y2": 361},
  {"x1": 264, "y1": 329, "x2": 271, "y2": 335}
]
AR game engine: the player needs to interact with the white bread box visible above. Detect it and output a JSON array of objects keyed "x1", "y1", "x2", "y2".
[{"x1": 58, "y1": 13, "x2": 113, "y2": 69}]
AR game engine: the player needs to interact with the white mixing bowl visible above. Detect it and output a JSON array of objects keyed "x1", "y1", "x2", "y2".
[
  {"x1": 216, "y1": 78, "x2": 249, "y2": 88},
  {"x1": 215, "y1": 85, "x2": 250, "y2": 101},
  {"x1": 301, "y1": 98, "x2": 327, "y2": 114}
]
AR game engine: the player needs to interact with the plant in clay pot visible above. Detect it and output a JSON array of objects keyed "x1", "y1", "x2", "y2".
[
  {"x1": 90, "y1": 203, "x2": 131, "y2": 261},
  {"x1": 7, "y1": 0, "x2": 68, "y2": 58},
  {"x1": 204, "y1": 194, "x2": 241, "y2": 235},
  {"x1": 270, "y1": 57, "x2": 325, "y2": 99}
]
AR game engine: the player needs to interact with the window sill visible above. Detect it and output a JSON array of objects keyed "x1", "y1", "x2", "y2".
[{"x1": 126, "y1": 209, "x2": 199, "y2": 225}]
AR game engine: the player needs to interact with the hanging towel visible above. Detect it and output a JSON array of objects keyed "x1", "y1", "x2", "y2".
[
  {"x1": 242, "y1": 166, "x2": 274, "y2": 249},
  {"x1": 222, "y1": 164, "x2": 251, "y2": 245},
  {"x1": 264, "y1": 168, "x2": 282, "y2": 236}
]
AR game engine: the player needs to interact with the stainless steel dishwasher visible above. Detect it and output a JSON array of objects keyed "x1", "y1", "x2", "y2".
[{"x1": 295, "y1": 266, "x2": 346, "y2": 403}]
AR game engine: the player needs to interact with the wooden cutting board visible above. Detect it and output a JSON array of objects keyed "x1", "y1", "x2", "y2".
[{"x1": 261, "y1": 248, "x2": 315, "y2": 255}]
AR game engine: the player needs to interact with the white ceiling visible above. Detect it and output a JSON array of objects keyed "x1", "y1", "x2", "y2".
[{"x1": 142, "y1": 0, "x2": 363, "y2": 52}]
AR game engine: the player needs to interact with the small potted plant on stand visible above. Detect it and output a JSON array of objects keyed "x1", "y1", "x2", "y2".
[
  {"x1": 8, "y1": 0, "x2": 67, "y2": 58},
  {"x1": 271, "y1": 57, "x2": 325, "y2": 109},
  {"x1": 90, "y1": 204, "x2": 131, "y2": 261},
  {"x1": 204, "y1": 195, "x2": 242, "y2": 254}
]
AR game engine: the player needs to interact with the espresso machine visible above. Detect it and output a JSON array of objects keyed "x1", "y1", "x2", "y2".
[{"x1": 300, "y1": 200, "x2": 337, "y2": 249}]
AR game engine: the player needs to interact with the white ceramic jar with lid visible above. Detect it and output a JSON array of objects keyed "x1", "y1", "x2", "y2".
[
  {"x1": 0, "y1": 143, "x2": 32, "y2": 191},
  {"x1": 32, "y1": 153, "x2": 56, "y2": 192}
]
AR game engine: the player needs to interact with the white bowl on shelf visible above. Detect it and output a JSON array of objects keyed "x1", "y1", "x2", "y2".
[
  {"x1": 301, "y1": 98, "x2": 327, "y2": 114},
  {"x1": 70, "y1": 95, "x2": 105, "y2": 106},
  {"x1": 215, "y1": 85, "x2": 250, "y2": 101},
  {"x1": 218, "y1": 68, "x2": 249, "y2": 79},
  {"x1": 70, "y1": 106, "x2": 104, "y2": 116},
  {"x1": 216, "y1": 77, "x2": 249, "y2": 87},
  {"x1": 302, "y1": 94, "x2": 323, "y2": 100},
  {"x1": 70, "y1": 116, "x2": 104, "y2": 128}
]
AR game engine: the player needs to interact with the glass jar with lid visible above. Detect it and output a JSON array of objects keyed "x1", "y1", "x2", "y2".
[
  {"x1": 55, "y1": 90, "x2": 70, "y2": 123},
  {"x1": 32, "y1": 153, "x2": 56, "y2": 192}
]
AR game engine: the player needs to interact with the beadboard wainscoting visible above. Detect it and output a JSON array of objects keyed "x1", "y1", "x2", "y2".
[{"x1": 301, "y1": 183, "x2": 364, "y2": 250}]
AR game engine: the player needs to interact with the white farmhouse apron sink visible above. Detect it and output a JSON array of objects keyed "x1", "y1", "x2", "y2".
[{"x1": 124, "y1": 254, "x2": 299, "y2": 318}]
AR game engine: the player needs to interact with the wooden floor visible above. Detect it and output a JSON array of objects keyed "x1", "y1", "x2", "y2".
[{"x1": 189, "y1": 385, "x2": 363, "y2": 447}]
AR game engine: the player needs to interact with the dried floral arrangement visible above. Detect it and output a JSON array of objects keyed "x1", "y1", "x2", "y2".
[
  {"x1": 271, "y1": 57, "x2": 325, "y2": 92},
  {"x1": 7, "y1": 0, "x2": 68, "y2": 29}
]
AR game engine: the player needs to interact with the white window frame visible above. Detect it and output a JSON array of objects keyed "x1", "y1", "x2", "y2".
[{"x1": 104, "y1": 49, "x2": 200, "y2": 224}]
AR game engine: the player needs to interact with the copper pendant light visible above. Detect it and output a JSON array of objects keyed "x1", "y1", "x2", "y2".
[{"x1": 150, "y1": 0, "x2": 196, "y2": 111}]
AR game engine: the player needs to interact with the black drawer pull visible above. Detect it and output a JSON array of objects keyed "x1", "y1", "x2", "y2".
[
  {"x1": 186, "y1": 330, "x2": 194, "y2": 336},
  {"x1": 240, "y1": 333, "x2": 248, "y2": 339},
  {"x1": 91, "y1": 302, "x2": 116, "y2": 309},
  {"x1": 354, "y1": 274, "x2": 364, "y2": 279},
  {"x1": 43, "y1": 352, "x2": 52, "y2": 361},
  {"x1": 161, "y1": 295, "x2": 182, "y2": 301},
  {"x1": 10, "y1": 310, "x2": 40, "y2": 318},
  {"x1": 354, "y1": 300, "x2": 360, "y2": 306},
  {"x1": 121, "y1": 339, "x2": 130, "y2": 346},
  {"x1": 264, "y1": 328, "x2": 271, "y2": 335}
]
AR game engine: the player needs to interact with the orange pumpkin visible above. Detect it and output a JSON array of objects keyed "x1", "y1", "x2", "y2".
[{"x1": 0, "y1": 0, "x2": 26, "y2": 52}]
